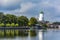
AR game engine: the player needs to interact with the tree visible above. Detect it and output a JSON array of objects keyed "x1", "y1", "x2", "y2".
[
  {"x1": 29, "y1": 17, "x2": 38, "y2": 26},
  {"x1": 53, "y1": 22, "x2": 60, "y2": 25},
  {"x1": 5, "y1": 14, "x2": 17, "y2": 23},
  {"x1": 17, "y1": 16, "x2": 29, "y2": 26},
  {"x1": 10, "y1": 15, "x2": 17, "y2": 23},
  {"x1": 42, "y1": 24, "x2": 48, "y2": 28},
  {"x1": 0, "y1": 12, "x2": 4, "y2": 23}
]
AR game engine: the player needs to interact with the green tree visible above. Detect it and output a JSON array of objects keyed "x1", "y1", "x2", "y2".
[
  {"x1": 0, "y1": 12, "x2": 5, "y2": 23},
  {"x1": 53, "y1": 22, "x2": 60, "y2": 25},
  {"x1": 5, "y1": 14, "x2": 17, "y2": 23},
  {"x1": 29, "y1": 17, "x2": 38, "y2": 26},
  {"x1": 42, "y1": 24, "x2": 48, "y2": 28},
  {"x1": 17, "y1": 16, "x2": 29, "y2": 26}
]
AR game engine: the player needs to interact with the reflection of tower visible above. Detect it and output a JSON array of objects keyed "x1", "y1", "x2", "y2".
[
  {"x1": 38, "y1": 30, "x2": 43, "y2": 40},
  {"x1": 39, "y1": 11, "x2": 44, "y2": 22}
]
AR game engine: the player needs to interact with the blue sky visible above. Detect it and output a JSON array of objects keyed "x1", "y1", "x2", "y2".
[{"x1": 0, "y1": 0, "x2": 60, "y2": 22}]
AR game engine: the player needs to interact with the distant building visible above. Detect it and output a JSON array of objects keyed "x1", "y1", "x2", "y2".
[{"x1": 48, "y1": 23, "x2": 60, "y2": 28}]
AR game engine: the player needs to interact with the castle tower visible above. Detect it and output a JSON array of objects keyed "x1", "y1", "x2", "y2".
[{"x1": 39, "y1": 11, "x2": 44, "y2": 22}]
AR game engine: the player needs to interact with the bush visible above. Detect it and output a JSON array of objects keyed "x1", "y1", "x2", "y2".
[
  {"x1": 6, "y1": 23, "x2": 11, "y2": 27},
  {"x1": 42, "y1": 24, "x2": 48, "y2": 28},
  {"x1": 15, "y1": 23, "x2": 19, "y2": 27},
  {"x1": 11, "y1": 23, "x2": 15, "y2": 27},
  {"x1": 0, "y1": 23, "x2": 4, "y2": 27}
]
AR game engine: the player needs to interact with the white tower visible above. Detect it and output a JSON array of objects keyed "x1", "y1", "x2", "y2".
[{"x1": 39, "y1": 11, "x2": 44, "y2": 21}]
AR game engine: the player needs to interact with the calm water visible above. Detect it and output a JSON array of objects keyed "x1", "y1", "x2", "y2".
[{"x1": 0, "y1": 29, "x2": 60, "y2": 40}]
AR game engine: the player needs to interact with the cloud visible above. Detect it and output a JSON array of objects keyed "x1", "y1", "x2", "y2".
[
  {"x1": 1, "y1": 0, "x2": 60, "y2": 22},
  {"x1": 39, "y1": 0, "x2": 60, "y2": 12},
  {"x1": 0, "y1": 0, "x2": 21, "y2": 11},
  {"x1": 0, "y1": 0, "x2": 21, "y2": 6},
  {"x1": 5, "y1": 2, "x2": 36, "y2": 13},
  {"x1": 19, "y1": 2, "x2": 36, "y2": 12}
]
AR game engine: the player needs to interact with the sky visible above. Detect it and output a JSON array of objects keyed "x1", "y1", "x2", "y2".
[{"x1": 0, "y1": 0, "x2": 60, "y2": 22}]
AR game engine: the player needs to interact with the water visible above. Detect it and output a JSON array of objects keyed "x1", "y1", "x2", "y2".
[
  {"x1": 44, "y1": 29, "x2": 60, "y2": 40},
  {"x1": 0, "y1": 29, "x2": 60, "y2": 40}
]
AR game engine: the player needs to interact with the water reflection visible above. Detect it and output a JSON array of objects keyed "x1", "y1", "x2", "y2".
[
  {"x1": 38, "y1": 30, "x2": 43, "y2": 40},
  {"x1": 0, "y1": 29, "x2": 60, "y2": 40},
  {"x1": 0, "y1": 30, "x2": 43, "y2": 40}
]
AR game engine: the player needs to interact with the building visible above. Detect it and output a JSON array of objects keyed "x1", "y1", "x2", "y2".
[{"x1": 48, "y1": 23, "x2": 60, "y2": 28}]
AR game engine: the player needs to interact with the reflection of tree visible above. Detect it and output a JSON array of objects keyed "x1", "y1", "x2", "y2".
[
  {"x1": 29, "y1": 30, "x2": 37, "y2": 37},
  {"x1": 0, "y1": 30, "x2": 29, "y2": 37},
  {"x1": 19, "y1": 30, "x2": 28, "y2": 36},
  {"x1": 0, "y1": 30, "x2": 4, "y2": 37}
]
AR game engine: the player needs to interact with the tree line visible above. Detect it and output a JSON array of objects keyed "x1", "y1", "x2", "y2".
[{"x1": 0, "y1": 12, "x2": 38, "y2": 27}]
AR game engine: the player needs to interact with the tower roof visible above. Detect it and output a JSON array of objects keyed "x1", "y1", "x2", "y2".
[{"x1": 40, "y1": 11, "x2": 44, "y2": 14}]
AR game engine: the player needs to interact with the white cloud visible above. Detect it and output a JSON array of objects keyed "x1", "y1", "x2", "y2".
[
  {"x1": 39, "y1": 0, "x2": 60, "y2": 12},
  {"x1": 19, "y1": 2, "x2": 36, "y2": 12},
  {"x1": 4, "y1": 2, "x2": 36, "y2": 13},
  {"x1": 0, "y1": 0, "x2": 21, "y2": 7}
]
